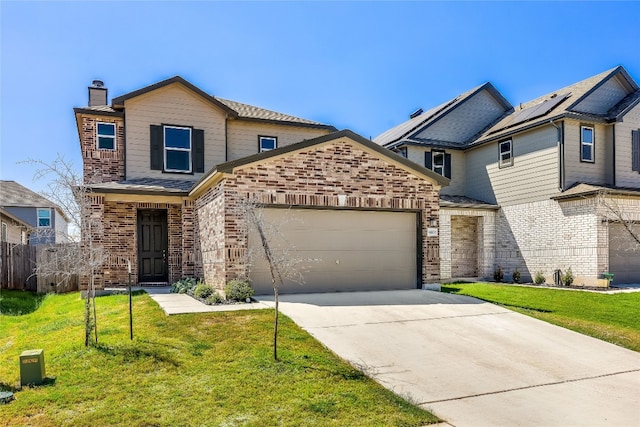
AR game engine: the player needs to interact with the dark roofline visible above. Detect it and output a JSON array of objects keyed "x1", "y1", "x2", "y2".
[
  {"x1": 388, "y1": 140, "x2": 467, "y2": 151},
  {"x1": 86, "y1": 186, "x2": 189, "y2": 197},
  {"x1": 111, "y1": 76, "x2": 238, "y2": 117},
  {"x1": 406, "y1": 82, "x2": 513, "y2": 141},
  {"x1": 551, "y1": 185, "x2": 640, "y2": 201},
  {"x1": 566, "y1": 66, "x2": 639, "y2": 112},
  {"x1": 232, "y1": 115, "x2": 338, "y2": 131},
  {"x1": 0, "y1": 207, "x2": 31, "y2": 227},
  {"x1": 193, "y1": 129, "x2": 449, "y2": 192},
  {"x1": 73, "y1": 107, "x2": 124, "y2": 117}
]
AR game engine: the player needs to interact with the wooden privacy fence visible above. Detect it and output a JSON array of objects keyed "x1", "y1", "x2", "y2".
[{"x1": 0, "y1": 242, "x2": 79, "y2": 293}]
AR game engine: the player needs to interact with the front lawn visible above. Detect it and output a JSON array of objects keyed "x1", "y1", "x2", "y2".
[
  {"x1": 442, "y1": 283, "x2": 640, "y2": 352},
  {"x1": 0, "y1": 290, "x2": 438, "y2": 427}
]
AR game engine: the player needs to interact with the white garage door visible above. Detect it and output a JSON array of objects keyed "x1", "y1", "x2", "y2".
[
  {"x1": 608, "y1": 223, "x2": 640, "y2": 284},
  {"x1": 248, "y1": 208, "x2": 418, "y2": 294}
]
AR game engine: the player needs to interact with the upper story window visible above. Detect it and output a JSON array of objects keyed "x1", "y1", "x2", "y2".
[
  {"x1": 397, "y1": 147, "x2": 407, "y2": 158},
  {"x1": 581, "y1": 126, "x2": 594, "y2": 163},
  {"x1": 164, "y1": 126, "x2": 192, "y2": 172},
  {"x1": 97, "y1": 122, "x2": 116, "y2": 150},
  {"x1": 259, "y1": 136, "x2": 277, "y2": 152},
  {"x1": 499, "y1": 140, "x2": 513, "y2": 168},
  {"x1": 37, "y1": 208, "x2": 51, "y2": 228},
  {"x1": 424, "y1": 150, "x2": 451, "y2": 178}
]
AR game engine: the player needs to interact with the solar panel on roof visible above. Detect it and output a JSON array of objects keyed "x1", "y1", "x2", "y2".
[{"x1": 510, "y1": 93, "x2": 570, "y2": 127}]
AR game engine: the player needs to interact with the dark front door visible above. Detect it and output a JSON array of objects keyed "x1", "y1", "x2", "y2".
[{"x1": 137, "y1": 210, "x2": 168, "y2": 283}]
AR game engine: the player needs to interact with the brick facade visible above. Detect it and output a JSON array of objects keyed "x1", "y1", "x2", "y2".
[
  {"x1": 79, "y1": 116, "x2": 125, "y2": 184},
  {"x1": 196, "y1": 138, "x2": 442, "y2": 289}
]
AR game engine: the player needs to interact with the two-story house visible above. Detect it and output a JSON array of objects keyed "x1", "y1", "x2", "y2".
[
  {"x1": 0, "y1": 180, "x2": 69, "y2": 245},
  {"x1": 75, "y1": 77, "x2": 446, "y2": 292},
  {"x1": 375, "y1": 66, "x2": 640, "y2": 286}
]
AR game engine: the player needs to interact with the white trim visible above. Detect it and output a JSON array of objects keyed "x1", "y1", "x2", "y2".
[
  {"x1": 1, "y1": 222, "x2": 7, "y2": 242},
  {"x1": 164, "y1": 126, "x2": 192, "y2": 173},
  {"x1": 259, "y1": 136, "x2": 277, "y2": 153},
  {"x1": 432, "y1": 151, "x2": 445, "y2": 176},
  {"x1": 499, "y1": 139, "x2": 513, "y2": 168},
  {"x1": 580, "y1": 125, "x2": 595, "y2": 163},
  {"x1": 96, "y1": 122, "x2": 116, "y2": 150}
]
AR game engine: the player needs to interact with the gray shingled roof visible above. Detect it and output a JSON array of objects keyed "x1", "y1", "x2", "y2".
[
  {"x1": 0, "y1": 180, "x2": 61, "y2": 209},
  {"x1": 439, "y1": 194, "x2": 499, "y2": 209},
  {"x1": 88, "y1": 178, "x2": 195, "y2": 194},
  {"x1": 216, "y1": 97, "x2": 330, "y2": 126},
  {"x1": 551, "y1": 182, "x2": 640, "y2": 201}
]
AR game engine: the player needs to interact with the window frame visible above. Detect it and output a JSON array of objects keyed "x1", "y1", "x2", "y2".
[
  {"x1": 96, "y1": 122, "x2": 116, "y2": 150},
  {"x1": 258, "y1": 135, "x2": 278, "y2": 153},
  {"x1": 432, "y1": 151, "x2": 445, "y2": 176},
  {"x1": 397, "y1": 147, "x2": 408, "y2": 158},
  {"x1": 1, "y1": 222, "x2": 7, "y2": 242},
  {"x1": 37, "y1": 208, "x2": 51, "y2": 228},
  {"x1": 580, "y1": 125, "x2": 595, "y2": 163},
  {"x1": 499, "y1": 139, "x2": 513, "y2": 168},
  {"x1": 164, "y1": 125, "x2": 193, "y2": 173}
]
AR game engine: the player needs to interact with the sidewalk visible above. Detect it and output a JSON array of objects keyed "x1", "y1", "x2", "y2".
[{"x1": 142, "y1": 287, "x2": 270, "y2": 315}]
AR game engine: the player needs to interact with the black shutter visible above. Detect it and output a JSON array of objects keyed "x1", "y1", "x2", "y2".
[
  {"x1": 193, "y1": 129, "x2": 205, "y2": 173},
  {"x1": 150, "y1": 125, "x2": 163, "y2": 170},
  {"x1": 632, "y1": 130, "x2": 640, "y2": 172},
  {"x1": 444, "y1": 153, "x2": 452, "y2": 179},
  {"x1": 424, "y1": 151, "x2": 432, "y2": 169}
]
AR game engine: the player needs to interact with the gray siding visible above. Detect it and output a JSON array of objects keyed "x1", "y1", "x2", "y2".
[
  {"x1": 614, "y1": 102, "x2": 640, "y2": 188},
  {"x1": 5, "y1": 206, "x2": 57, "y2": 244},
  {"x1": 124, "y1": 84, "x2": 227, "y2": 181},
  {"x1": 465, "y1": 125, "x2": 558, "y2": 206},
  {"x1": 563, "y1": 119, "x2": 612, "y2": 188},
  {"x1": 413, "y1": 89, "x2": 506, "y2": 144},
  {"x1": 572, "y1": 75, "x2": 630, "y2": 115}
]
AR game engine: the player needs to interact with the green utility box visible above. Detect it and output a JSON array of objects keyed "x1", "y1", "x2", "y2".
[{"x1": 20, "y1": 349, "x2": 45, "y2": 386}]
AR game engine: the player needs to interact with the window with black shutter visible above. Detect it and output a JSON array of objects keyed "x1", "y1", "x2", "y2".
[
  {"x1": 425, "y1": 150, "x2": 451, "y2": 178},
  {"x1": 632, "y1": 129, "x2": 640, "y2": 173},
  {"x1": 149, "y1": 125, "x2": 204, "y2": 173}
]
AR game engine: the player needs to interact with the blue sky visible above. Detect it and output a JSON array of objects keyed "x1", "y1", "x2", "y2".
[{"x1": 2, "y1": 1, "x2": 639, "y2": 192}]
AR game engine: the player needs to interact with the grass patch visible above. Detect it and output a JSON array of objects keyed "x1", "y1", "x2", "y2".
[
  {"x1": 0, "y1": 290, "x2": 46, "y2": 316},
  {"x1": 0, "y1": 292, "x2": 439, "y2": 426},
  {"x1": 442, "y1": 283, "x2": 640, "y2": 351}
]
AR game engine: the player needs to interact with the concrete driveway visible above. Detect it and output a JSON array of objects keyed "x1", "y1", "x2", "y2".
[{"x1": 257, "y1": 290, "x2": 640, "y2": 427}]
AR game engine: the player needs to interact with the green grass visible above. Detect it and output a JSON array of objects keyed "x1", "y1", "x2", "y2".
[
  {"x1": 0, "y1": 290, "x2": 46, "y2": 316},
  {"x1": 0, "y1": 290, "x2": 438, "y2": 427},
  {"x1": 442, "y1": 283, "x2": 640, "y2": 352}
]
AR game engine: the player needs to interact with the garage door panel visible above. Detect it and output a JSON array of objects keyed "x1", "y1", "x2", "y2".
[
  {"x1": 608, "y1": 223, "x2": 640, "y2": 284},
  {"x1": 249, "y1": 208, "x2": 418, "y2": 294}
]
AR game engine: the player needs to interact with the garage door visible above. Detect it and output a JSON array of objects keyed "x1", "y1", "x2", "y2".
[
  {"x1": 608, "y1": 223, "x2": 640, "y2": 284},
  {"x1": 248, "y1": 208, "x2": 418, "y2": 294}
]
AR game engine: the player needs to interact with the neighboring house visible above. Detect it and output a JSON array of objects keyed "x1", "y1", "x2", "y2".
[
  {"x1": 0, "y1": 207, "x2": 30, "y2": 245},
  {"x1": 0, "y1": 181, "x2": 69, "y2": 245},
  {"x1": 74, "y1": 77, "x2": 447, "y2": 291},
  {"x1": 375, "y1": 66, "x2": 640, "y2": 286}
]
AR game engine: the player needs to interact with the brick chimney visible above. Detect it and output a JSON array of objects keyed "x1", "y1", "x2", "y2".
[{"x1": 88, "y1": 80, "x2": 108, "y2": 106}]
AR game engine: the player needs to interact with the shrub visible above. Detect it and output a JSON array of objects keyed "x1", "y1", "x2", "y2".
[
  {"x1": 171, "y1": 277, "x2": 198, "y2": 294},
  {"x1": 193, "y1": 284, "x2": 215, "y2": 299},
  {"x1": 512, "y1": 268, "x2": 521, "y2": 284},
  {"x1": 534, "y1": 271, "x2": 546, "y2": 285},
  {"x1": 225, "y1": 279, "x2": 255, "y2": 302},
  {"x1": 561, "y1": 268, "x2": 574, "y2": 286},
  {"x1": 207, "y1": 292, "x2": 224, "y2": 305},
  {"x1": 493, "y1": 267, "x2": 504, "y2": 283}
]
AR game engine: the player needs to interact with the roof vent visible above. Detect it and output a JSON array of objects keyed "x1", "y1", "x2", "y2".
[
  {"x1": 409, "y1": 108, "x2": 423, "y2": 119},
  {"x1": 88, "y1": 80, "x2": 107, "y2": 106}
]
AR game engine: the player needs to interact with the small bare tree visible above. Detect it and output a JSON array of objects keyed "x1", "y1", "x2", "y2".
[
  {"x1": 236, "y1": 197, "x2": 313, "y2": 361},
  {"x1": 597, "y1": 190, "x2": 640, "y2": 246},
  {"x1": 25, "y1": 155, "x2": 107, "y2": 346}
]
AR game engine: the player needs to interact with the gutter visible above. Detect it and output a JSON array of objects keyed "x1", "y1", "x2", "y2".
[
  {"x1": 550, "y1": 119, "x2": 565, "y2": 191},
  {"x1": 612, "y1": 125, "x2": 616, "y2": 187}
]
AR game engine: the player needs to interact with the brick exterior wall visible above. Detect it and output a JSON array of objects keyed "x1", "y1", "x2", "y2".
[
  {"x1": 196, "y1": 138, "x2": 442, "y2": 289},
  {"x1": 79, "y1": 116, "x2": 125, "y2": 184}
]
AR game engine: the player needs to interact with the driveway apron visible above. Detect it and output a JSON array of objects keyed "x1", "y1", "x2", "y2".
[{"x1": 257, "y1": 290, "x2": 640, "y2": 427}]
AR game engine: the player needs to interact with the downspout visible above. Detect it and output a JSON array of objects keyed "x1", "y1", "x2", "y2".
[
  {"x1": 550, "y1": 119, "x2": 564, "y2": 191},
  {"x1": 224, "y1": 115, "x2": 229, "y2": 162}
]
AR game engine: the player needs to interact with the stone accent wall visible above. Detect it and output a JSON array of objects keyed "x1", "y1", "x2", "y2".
[
  {"x1": 439, "y1": 208, "x2": 496, "y2": 280},
  {"x1": 195, "y1": 139, "x2": 441, "y2": 288},
  {"x1": 79, "y1": 116, "x2": 125, "y2": 184}
]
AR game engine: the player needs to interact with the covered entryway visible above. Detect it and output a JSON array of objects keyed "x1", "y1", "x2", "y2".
[
  {"x1": 451, "y1": 216, "x2": 478, "y2": 277},
  {"x1": 249, "y1": 208, "x2": 418, "y2": 294},
  {"x1": 608, "y1": 222, "x2": 640, "y2": 284},
  {"x1": 137, "y1": 210, "x2": 168, "y2": 283}
]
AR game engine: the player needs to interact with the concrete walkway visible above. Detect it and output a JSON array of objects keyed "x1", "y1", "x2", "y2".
[
  {"x1": 257, "y1": 290, "x2": 640, "y2": 427},
  {"x1": 143, "y1": 287, "x2": 270, "y2": 315}
]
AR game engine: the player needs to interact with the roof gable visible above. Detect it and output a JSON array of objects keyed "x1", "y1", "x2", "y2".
[
  {"x1": 0, "y1": 180, "x2": 68, "y2": 220},
  {"x1": 567, "y1": 69, "x2": 637, "y2": 115}
]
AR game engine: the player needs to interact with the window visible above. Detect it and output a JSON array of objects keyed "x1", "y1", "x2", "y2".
[
  {"x1": 397, "y1": 147, "x2": 407, "y2": 158},
  {"x1": 424, "y1": 150, "x2": 451, "y2": 178},
  {"x1": 21, "y1": 230, "x2": 27, "y2": 244},
  {"x1": 164, "y1": 126, "x2": 192, "y2": 172},
  {"x1": 259, "y1": 136, "x2": 277, "y2": 152},
  {"x1": 581, "y1": 126, "x2": 594, "y2": 162},
  {"x1": 1, "y1": 223, "x2": 6, "y2": 242},
  {"x1": 97, "y1": 122, "x2": 116, "y2": 150},
  {"x1": 37, "y1": 209, "x2": 51, "y2": 228},
  {"x1": 631, "y1": 129, "x2": 640, "y2": 172},
  {"x1": 499, "y1": 140, "x2": 513, "y2": 167}
]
